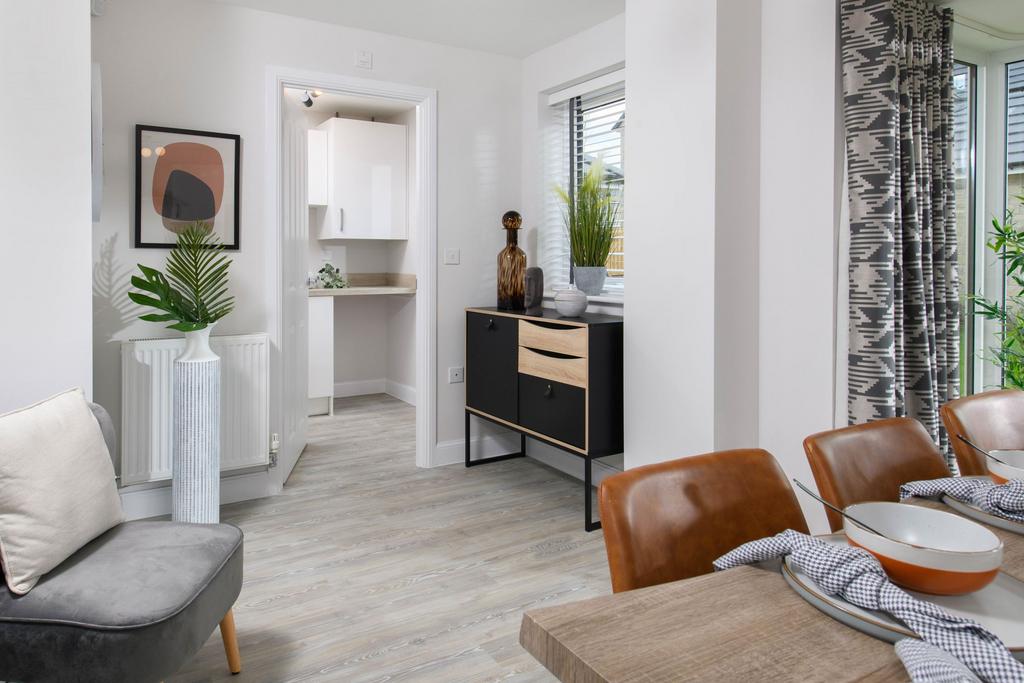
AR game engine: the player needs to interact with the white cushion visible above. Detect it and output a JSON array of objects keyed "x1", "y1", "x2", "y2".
[{"x1": 0, "y1": 388, "x2": 123, "y2": 594}]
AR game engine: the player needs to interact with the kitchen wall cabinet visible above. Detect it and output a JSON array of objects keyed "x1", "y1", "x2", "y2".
[
  {"x1": 307, "y1": 128, "x2": 328, "y2": 207},
  {"x1": 311, "y1": 117, "x2": 407, "y2": 241}
]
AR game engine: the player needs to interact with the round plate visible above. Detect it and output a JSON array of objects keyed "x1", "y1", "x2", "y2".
[
  {"x1": 942, "y1": 495, "x2": 1024, "y2": 536},
  {"x1": 782, "y1": 534, "x2": 1024, "y2": 661}
]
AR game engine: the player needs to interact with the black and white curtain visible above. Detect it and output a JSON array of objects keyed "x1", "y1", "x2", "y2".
[{"x1": 841, "y1": 0, "x2": 960, "y2": 463}]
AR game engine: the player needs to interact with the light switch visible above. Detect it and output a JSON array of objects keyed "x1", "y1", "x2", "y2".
[
  {"x1": 443, "y1": 248, "x2": 460, "y2": 265},
  {"x1": 355, "y1": 49, "x2": 373, "y2": 69}
]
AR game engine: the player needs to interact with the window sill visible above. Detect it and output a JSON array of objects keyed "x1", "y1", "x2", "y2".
[{"x1": 542, "y1": 290, "x2": 624, "y2": 315}]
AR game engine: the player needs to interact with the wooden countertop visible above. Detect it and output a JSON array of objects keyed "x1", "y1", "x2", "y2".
[
  {"x1": 309, "y1": 286, "x2": 416, "y2": 297},
  {"x1": 519, "y1": 497, "x2": 1024, "y2": 682}
]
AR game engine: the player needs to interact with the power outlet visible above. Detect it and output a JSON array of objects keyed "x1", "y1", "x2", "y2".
[
  {"x1": 355, "y1": 49, "x2": 373, "y2": 69},
  {"x1": 448, "y1": 366, "x2": 465, "y2": 384}
]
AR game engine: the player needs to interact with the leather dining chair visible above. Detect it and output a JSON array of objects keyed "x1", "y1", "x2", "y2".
[
  {"x1": 803, "y1": 417, "x2": 950, "y2": 532},
  {"x1": 598, "y1": 449, "x2": 808, "y2": 593},
  {"x1": 940, "y1": 389, "x2": 1024, "y2": 476}
]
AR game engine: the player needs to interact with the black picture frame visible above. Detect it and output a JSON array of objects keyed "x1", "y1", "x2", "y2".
[{"x1": 134, "y1": 124, "x2": 241, "y2": 250}]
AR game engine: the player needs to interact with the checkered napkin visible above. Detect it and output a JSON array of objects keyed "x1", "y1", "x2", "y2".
[
  {"x1": 713, "y1": 530, "x2": 1024, "y2": 683},
  {"x1": 900, "y1": 478, "x2": 1024, "y2": 524},
  {"x1": 896, "y1": 639, "x2": 983, "y2": 683}
]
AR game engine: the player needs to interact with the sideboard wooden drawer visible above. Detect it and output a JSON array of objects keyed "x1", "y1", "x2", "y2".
[
  {"x1": 518, "y1": 346, "x2": 587, "y2": 388},
  {"x1": 518, "y1": 319, "x2": 588, "y2": 358},
  {"x1": 518, "y1": 374, "x2": 585, "y2": 449}
]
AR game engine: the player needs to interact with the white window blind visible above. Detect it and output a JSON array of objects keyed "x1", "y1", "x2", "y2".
[
  {"x1": 540, "y1": 99, "x2": 572, "y2": 290},
  {"x1": 541, "y1": 79, "x2": 626, "y2": 294}
]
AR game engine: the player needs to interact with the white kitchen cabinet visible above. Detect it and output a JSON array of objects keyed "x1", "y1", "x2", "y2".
[
  {"x1": 307, "y1": 128, "x2": 328, "y2": 206},
  {"x1": 308, "y1": 296, "x2": 334, "y2": 415},
  {"x1": 313, "y1": 117, "x2": 407, "y2": 240}
]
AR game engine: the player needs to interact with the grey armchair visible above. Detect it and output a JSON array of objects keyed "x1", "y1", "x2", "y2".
[{"x1": 0, "y1": 404, "x2": 243, "y2": 683}]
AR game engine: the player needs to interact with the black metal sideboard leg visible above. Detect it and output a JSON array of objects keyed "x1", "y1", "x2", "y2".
[
  {"x1": 465, "y1": 410, "x2": 471, "y2": 467},
  {"x1": 584, "y1": 457, "x2": 601, "y2": 532},
  {"x1": 464, "y1": 411, "x2": 528, "y2": 467}
]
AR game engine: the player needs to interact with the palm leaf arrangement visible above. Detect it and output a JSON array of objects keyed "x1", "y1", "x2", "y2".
[
  {"x1": 555, "y1": 159, "x2": 618, "y2": 267},
  {"x1": 128, "y1": 221, "x2": 235, "y2": 332},
  {"x1": 974, "y1": 195, "x2": 1024, "y2": 389}
]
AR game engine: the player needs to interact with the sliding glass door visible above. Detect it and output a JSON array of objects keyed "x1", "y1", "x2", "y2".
[
  {"x1": 954, "y1": 61, "x2": 978, "y2": 392},
  {"x1": 1009, "y1": 60, "x2": 1024, "y2": 220}
]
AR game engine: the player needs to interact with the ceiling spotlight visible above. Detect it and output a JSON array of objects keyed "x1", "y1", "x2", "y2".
[{"x1": 301, "y1": 90, "x2": 321, "y2": 108}]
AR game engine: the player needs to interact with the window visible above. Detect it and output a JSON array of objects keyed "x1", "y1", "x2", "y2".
[
  {"x1": 541, "y1": 74, "x2": 625, "y2": 296},
  {"x1": 953, "y1": 60, "x2": 978, "y2": 392},
  {"x1": 1009, "y1": 60, "x2": 1024, "y2": 220},
  {"x1": 570, "y1": 89, "x2": 626, "y2": 287}
]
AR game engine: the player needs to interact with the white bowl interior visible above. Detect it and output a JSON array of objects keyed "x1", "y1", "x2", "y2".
[
  {"x1": 845, "y1": 502, "x2": 1000, "y2": 554},
  {"x1": 988, "y1": 450, "x2": 1024, "y2": 471}
]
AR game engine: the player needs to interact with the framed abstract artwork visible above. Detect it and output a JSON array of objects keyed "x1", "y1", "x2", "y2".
[{"x1": 134, "y1": 125, "x2": 240, "y2": 249}]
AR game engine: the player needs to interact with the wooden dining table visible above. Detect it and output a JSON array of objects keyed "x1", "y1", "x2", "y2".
[{"x1": 518, "y1": 498, "x2": 1024, "y2": 682}]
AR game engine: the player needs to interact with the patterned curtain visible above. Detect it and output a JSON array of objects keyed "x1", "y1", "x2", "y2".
[{"x1": 841, "y1": 0, "x2": 960, "y2": 464}]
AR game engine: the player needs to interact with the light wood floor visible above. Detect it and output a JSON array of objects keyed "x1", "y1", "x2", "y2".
[{"x1": 171, "y1": 394, "x2": 611, "y2": 683}]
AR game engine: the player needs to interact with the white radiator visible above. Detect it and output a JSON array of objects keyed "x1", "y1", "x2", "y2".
[{"x1": 120, "y1": 333, "x2": 270, "y2": 486}]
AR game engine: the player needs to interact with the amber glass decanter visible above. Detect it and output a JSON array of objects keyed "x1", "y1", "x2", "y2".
[{"x1": 497, "y1": 210, "x2": 527, "y2": 310}]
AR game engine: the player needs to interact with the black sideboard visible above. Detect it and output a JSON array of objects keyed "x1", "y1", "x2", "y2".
[{"x1": 464, "y1": 307, "x2": 623, "y2": 531}]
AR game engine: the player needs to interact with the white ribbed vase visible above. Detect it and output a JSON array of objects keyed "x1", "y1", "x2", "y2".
[{"x1": 172, "y1": 325, "x2": 221, "y2": 523}]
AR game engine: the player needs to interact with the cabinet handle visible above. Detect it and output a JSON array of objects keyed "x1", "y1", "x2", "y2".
[
  {"x1": 486, "y1": 318, "x2": 495, "y2": 330},
  {"x1": 544, "y1": 384, "x2": 553, "y2": 397}
]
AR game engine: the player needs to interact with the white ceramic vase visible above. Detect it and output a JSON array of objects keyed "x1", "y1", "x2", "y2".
[
  {"x1": 173, "y1": 324, "x2": 221, "y2": 523},
  {"x1": 554, "y1": 286, "x2": 588, "y2": 317}
]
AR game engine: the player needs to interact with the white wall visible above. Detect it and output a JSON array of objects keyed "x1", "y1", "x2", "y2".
[
  {"x1": 624, "y1": 0, "x2": 719, "y2": 468},
  {"x1": 0, "y1": 1, "x2": 92, "y2": 414},
  {"x1": 714, "y1": 0, "x2": 762, "y2": 450},
  {"x1": 756, "y1": 1, "x2": 839, "y2": 533},
  {"x1": 618, "y1": 0, "x2": 838, "y2": 531},
  {"x1": 520, "y1": 14, "x2": 625, "y2": 267},
  {"x1": 91, "y1": 0, "x2": 521, "y2": 467},
  {"x1": 511, "y1": 14, "x2": 626, "y2": 477}
]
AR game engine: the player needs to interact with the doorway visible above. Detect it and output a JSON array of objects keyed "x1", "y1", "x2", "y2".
[{"x1": 265, "y1": 66, "x2": 438, "y2": 487}]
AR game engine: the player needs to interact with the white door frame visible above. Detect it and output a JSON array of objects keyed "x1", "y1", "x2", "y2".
[{"x1": 265, "y1": 65, "x2": 438, "y2": 477}]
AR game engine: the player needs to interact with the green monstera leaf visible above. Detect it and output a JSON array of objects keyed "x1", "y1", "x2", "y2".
[{"x1": 128, "y1": 221, "x2": 235, "y2": 332}]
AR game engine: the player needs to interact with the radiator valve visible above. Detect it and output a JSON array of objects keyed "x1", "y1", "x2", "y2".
[{"x1": 269, "y1": 433, "x2": 280, "y2": 468}]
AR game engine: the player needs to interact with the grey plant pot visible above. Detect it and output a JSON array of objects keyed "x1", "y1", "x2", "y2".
[{"x1": 574, "y1": 266, "x2": 607, "y2": 296}]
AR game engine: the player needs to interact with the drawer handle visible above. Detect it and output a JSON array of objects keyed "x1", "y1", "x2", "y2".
[
  {"x1": 544, "y1": 384, "x2": 553, "y2": 397},
  {"x1": 487, "y1": 318, "x2": 495, "y2": 330}
]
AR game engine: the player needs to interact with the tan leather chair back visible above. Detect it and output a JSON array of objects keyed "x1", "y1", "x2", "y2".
[
  {"x1": 598, "y1": 449, "x2": 808, "y2": 593},
  {"x1": 940, "y1": 389, "x2": 1024, "y2": 476},
  {"x1": 803, "y1": 417, "x2": 950, "y2": 531}
]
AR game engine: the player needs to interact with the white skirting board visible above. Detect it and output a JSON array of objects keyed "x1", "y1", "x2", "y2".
[
  {"x1": 119, "y1": 470, "x2": 278, "y2": 521},
  {"x1": 332, "y1": 379, "x2": 416, "y2": 404}
]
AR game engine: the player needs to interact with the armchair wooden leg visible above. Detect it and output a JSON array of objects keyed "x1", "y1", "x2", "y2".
[{"x1": 219, "y1": 609, "x2": 242, "y2": 674}]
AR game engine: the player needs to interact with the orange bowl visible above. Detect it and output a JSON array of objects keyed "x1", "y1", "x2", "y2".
[
  {"x1": 844, "y1": 502, "x2": 1003, "y2": 595},
  {"x1": 986, "y1": 450, "x2": 1024, "y2": 484}
]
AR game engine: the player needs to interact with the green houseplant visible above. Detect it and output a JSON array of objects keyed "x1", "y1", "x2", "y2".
[
  {"x1": 129, "y1": 221, "x2": 235, "y2": 334},
  {"x1": 129, "y1": 220, "x2": 236, "y2": 523},
  {"x1": 974, "y1": 195, "x2": 1024, "y2": 389},
  {"x1": 556, "y1": 159, "x2": 619, "y2": 295}
]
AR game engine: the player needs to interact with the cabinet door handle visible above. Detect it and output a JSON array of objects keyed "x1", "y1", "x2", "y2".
[
  {"x1": 544, "y1": 384, "x2": 553, "y2": 397},
  {"x1": 486, "y1": 318, "x2": 495, "y2": 330}
]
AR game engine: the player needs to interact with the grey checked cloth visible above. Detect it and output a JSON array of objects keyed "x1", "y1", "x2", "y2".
[
  {"x1": 900, "y1": 478, "x2": 1024, "y2": 524},
  {"x1": 897, "y1": 639, "x2": 983, "y2": 683},
  {"x1": 713, "y1": 530, "x2": 1024, "y2": 683}
]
